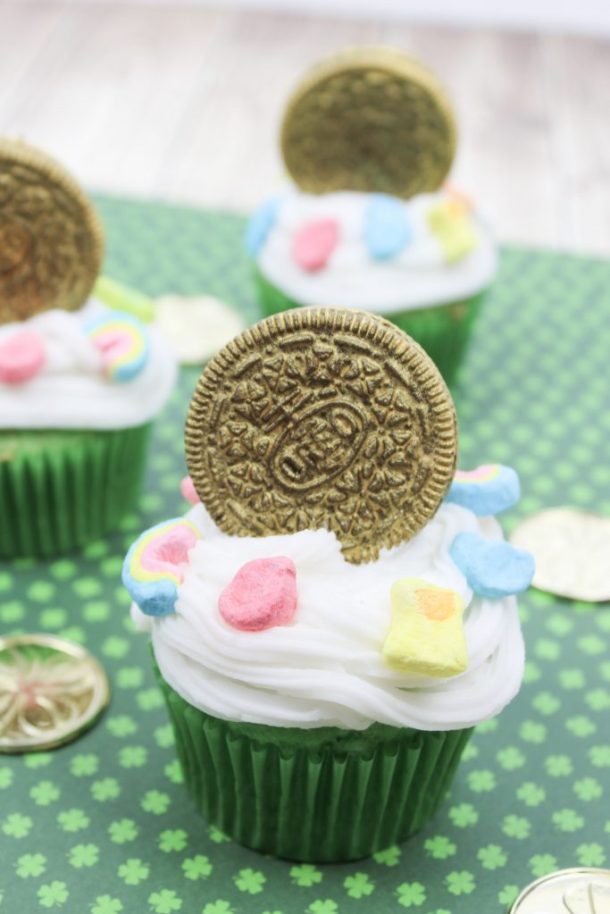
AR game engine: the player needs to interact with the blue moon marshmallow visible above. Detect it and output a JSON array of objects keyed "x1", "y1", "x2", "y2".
[{"x1": 450, "y1": 532, "x2": 535, "y2": 599}]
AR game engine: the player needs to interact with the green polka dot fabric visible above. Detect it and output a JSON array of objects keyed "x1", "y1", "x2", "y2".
[{"x1": 1, "y1": 195, "x2": 609, "y2": 913}]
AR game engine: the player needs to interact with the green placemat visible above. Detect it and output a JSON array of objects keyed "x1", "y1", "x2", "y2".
[{"x1": 1, "y1": 196, "x2": 609, "y2": 914}]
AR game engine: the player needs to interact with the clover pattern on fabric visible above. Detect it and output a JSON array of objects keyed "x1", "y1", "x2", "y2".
[
  {"x1": 1, "y1": 203, "x2": 609, "y2": 912},
  {"x1": 118, "y1": 858, "x2": 149, "y2": 885}
]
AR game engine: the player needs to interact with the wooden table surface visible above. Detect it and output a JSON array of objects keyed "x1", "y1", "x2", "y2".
[{"x1": 1, "y1": 1, "x2": 609, "y2": 255}]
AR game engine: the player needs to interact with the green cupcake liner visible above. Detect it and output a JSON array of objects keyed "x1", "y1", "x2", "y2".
[
  {"x1": 254, "y1": 267, "x2": 485, "y2": 386},
  {"x1": 156, "y1": 668, "x2": 473, "y2": 862},
  {"x1": 0, "y1": 424, "x2": 151, "y2": 558}
]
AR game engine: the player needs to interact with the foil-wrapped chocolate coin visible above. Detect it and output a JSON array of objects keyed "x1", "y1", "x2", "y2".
[
  {"x1": 185, "y1": 308, "x2": 457, "y2": 564},
  {"x1": 509, "y1": 867, "x2": 610, "y2": 914},
  {"x1": 280, "y1": 46, "x2": 457, "y2": 199},
  {"x1": 510, "y1": 507, "x2": 610, "y2": 602},
  {"x1": 155, "y1": 294, "x2": 245, "y2": 364},
  {"x1": 0, "y1": 634, "x2": 110, "y2": 753},
  {"x1": 0, "y1": 137, "x2": 104, "y2": 323}
]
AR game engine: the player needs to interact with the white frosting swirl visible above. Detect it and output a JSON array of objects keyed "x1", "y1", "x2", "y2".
[
  {"x1": 133, "y1": 502, "x2": 524, "y2": 732},
  {"x1": 256, "y1": 190, "x2": 497, "y2": 313},
  {"x1": 0, "y1": 300, "x2": 177, "y2": 430}
]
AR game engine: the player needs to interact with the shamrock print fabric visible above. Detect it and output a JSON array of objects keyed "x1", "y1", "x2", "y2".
[{"x1": 0, "y1": 195, "x2": 609, "y2": 913}]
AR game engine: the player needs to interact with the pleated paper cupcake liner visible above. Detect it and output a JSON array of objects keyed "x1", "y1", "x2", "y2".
[
  {"x1": 157, "y1": 670, "x2": 473, "y2": 863},
  {"x1": 254, "y1": 267, "x2": 485, "y2": 386},
  {"x1": 0, "y1": 424, "x2": 151, "y2": 558}
]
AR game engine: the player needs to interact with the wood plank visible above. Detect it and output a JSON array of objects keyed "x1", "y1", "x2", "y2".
[
  {"x1": 382, "y1": 24, "x2": 559, "y2": 247},
  {"x1": 22, "y1": 0, "x2": 610, "y2": 37},
  {"x1": 0, "y1": 2, "x2": 227, "y2": 196},
  {"x1": 1, "y1": 1, "x2": 608, "y2": 254},
  {"x1": 540, "y1": 34, "x2": 610, "y2": 256},
  {"x1": 156, "y1": 10, "x2": 384, "y2": 209},
  {"x1": 0, "y1": 2, "x2": 70, "y2": 116}
]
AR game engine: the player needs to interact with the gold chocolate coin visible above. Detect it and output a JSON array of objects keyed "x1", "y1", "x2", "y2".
[
  {"x1": 280, "y1": 46, "x2": 457, "y2": 198},
  {"x1": 509, "y1": 867, "x2": 610, "y2": 914},
  {"x1": 510, "y1": 507, "x2": 610, "y2": 602},
  {"x1": 185, "y1": 308, "x2": 457, "y2": 563},
  {"x1": 0, "y1": 634, "x2": 110, "y2": 753},
  {"x1": 155, "y1": 293, "x2": 246, "y2": 364},
  {"x1": 0, "y1": 137, "x2": 104, "y2": 323}
]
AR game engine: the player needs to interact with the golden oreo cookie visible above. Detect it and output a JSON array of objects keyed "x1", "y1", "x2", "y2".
[
  {"x1": 0, "y1": 138, "x2": 104, "y2": 323},
  {"x1": 185, "y1": 308, "x2": 457, "y2": 563},
  {"x1": 280, "y1": 46, "x2": 457, "y2": 199}
]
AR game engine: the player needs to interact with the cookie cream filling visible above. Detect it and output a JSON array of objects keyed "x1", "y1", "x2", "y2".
[
  {"x1": 254, "y1": 190, "x2": 497, "y2": 313},
  {"x1": 132, "y1": 501, "x2": 524, "y2": 732},
  {"x1": 0, "y1": 299, "x2": 177, "y2": 430}
]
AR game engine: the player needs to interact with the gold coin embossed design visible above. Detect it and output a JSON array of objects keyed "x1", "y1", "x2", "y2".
[
  {"x1": 509, "y1": 868, "x2": 610, "y2": 914},
  {"x1": 0, "y1": 634, "x2": 110, "y2": 753},
  {"x1": 0, "y1": 138, "x2": 104, "y2": 322},
  {"x1": 185, "y1": 308, "x2": 457, "y2": 563},
  {"x1": 280, "y1": 46, "x2": 457, "y2": 198},
  {"x1": 510, "y1": 507, "x2": 610, "y2": 602}
]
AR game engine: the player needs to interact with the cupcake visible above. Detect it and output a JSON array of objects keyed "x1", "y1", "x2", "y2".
[
  {"x1": 246, "y1": 47, "x2": 497, "y2": 384},
  {"x1": 123, "y1": 308, "x2": 533, "y2": 862},
  {"x1": 0, "y1": 138, "x2": 176, "y2": 557}
]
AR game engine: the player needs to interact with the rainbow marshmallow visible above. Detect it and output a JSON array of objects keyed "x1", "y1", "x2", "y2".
[
  {"x1": 85, "y1": 310, "x2": 150, "y2": 382},
  {"x1": 122, "y1": 518, "x2": 201, "y2": 617},
  {"x1": 427, "y1": 195, "x2": 478, "y2": 264},
  {"x1": 445, "y1": 464, "x2": 520, "y2": 516}
]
